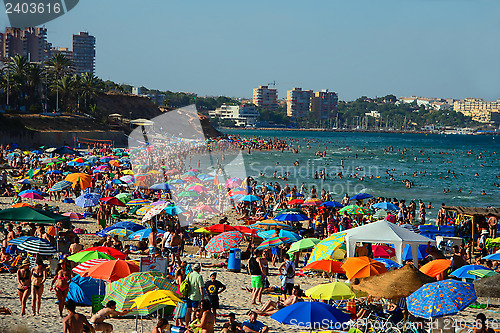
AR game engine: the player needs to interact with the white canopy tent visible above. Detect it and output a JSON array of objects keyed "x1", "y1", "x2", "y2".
[{"x1": 344, "y1": 220, "x2": 434, "y2": 266}]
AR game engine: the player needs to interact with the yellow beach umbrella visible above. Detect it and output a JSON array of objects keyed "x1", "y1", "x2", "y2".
[
  {"x1": 305, "y1": 282, "x2": 355, "y2": 300},
  {"x1": 307, "y1": 232, "x2": 345, "y2": 264},
  {"x1": 131, "y1": 290, "x2": 183, "y2": 310},
  {"x1": 122, "y1": 170, "x2": 134, "y2": 175},
  {"x1": 194, "y1": 227, "x2": 211, "y2": 233}
]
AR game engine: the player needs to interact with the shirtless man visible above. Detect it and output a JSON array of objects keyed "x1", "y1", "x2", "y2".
[
  {"x1": 190, "y1": 299, "x2": 214, "y2": 333},
  {"x1": 355, "y1": 243, "x2": 369, "y2": 257},
  {"x1": 488, "y1": 214, "x2": 498, "y2": 239},
  {"x1": 170, "y1": 229, "x2": 182, "y2": 266},
  {"x1": 148, "y1": 227, "x2": 158, "y2": 257},
  {"x1": 89, "y1": 301, "x2": 131, "y2": 333},
  {"x1": 3, "y1": 224, "x2": 15, "y2": 248},
  {"x1": 63, "y1": 300, "x2": 95, "y2": 333}
]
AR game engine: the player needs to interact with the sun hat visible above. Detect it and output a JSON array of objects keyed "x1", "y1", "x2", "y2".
[{"x1": 21, "y1": 259, "x2": 30, "y2": 267}]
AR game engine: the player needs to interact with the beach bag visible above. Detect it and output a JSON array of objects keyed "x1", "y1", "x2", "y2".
[
  {"x1": 173, "y1": 301, "x2": 188, "y2": 319},
  {"x1": 285, "y1": 261, "x2": 295, "y2": 279},
  {"x1": 180, "y1": 273, "x2": 191, "y2": 297}
]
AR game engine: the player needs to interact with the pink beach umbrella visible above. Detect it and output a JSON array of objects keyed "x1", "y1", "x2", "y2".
[
  {"x1": 20, "y1": 192, "x2": 43, "y2": 200},
  {"x1": 63, "y1": 212, "x2": 84, "y2": 220}
]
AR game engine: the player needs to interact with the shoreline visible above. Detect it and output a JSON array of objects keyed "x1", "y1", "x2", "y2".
[{"x1": 219, "y1": 127, "x2": 498, "y2": 135}]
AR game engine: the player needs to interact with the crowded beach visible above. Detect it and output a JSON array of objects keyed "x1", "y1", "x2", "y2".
[{"x1": 0, "y1": 136, "x2": 498, "y2": 333}]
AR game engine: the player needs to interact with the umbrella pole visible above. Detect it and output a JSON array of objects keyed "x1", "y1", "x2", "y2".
[{"x1": 135, "y1": 314, "x2": 138, "y2": 332}]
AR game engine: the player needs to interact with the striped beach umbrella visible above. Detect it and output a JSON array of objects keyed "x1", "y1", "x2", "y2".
[
  {"x1": 135, "y1": 205, "x2": 152, "y2": 216},
  {"x1": 75, "y1": 193, "x2": 101, "y2": 207},
  {"x1": 49, "y1": 180, "x2": 73, "y2": 192},
  {"x1": 103, "y1": 271, "x2": 176, "y2": 314},
  {"x1": 257, "y1": 237, "x2": 290, "y2": 250},
  {"x1": 302, "y1": 199, "x2": 323, "y2": 206},
  {"x1": 250, "y1": 220, "x2": 292, "y2": 230},
  {"x1": 127, "y1": 199, "x2": 151, "y2": 206},
  {"x1": 8, "y1": 236, "x2": 38, "y2": 245},
  {"x1": 63, "y1": 212, "x2": 84, "y2": 219},
  {"x1": 308, "y1": 232, "x2": 346, "y2": 264},
  {"x1": 72, "y1": 258, "x2": 109, "y2": 275},
  {"x1": 119, "y1": 175, "x2": 135, "y2": 184},
  {"x1": 18, "y1": 237, "x2": 57, "y2": 255},
  {"x1": 128, "y1": 228, "x2": 166, "y2": 240},
  {"x1": 68, "y1": 250, "x2": 116, "y2": 263},
  {"x1": 205, "y1": 231, "x2": 243, "y2": 253}
]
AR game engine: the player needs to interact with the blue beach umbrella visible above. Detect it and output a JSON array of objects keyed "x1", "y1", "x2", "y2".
[
  {"x1": 483, "y1": 253, "x2": 500, "y2": 261},
  {"x1": 129, "y1": 228, "x2": 166, "y2": 240},
  {"x1": 168, "y1": 179, "x2": 186, "y2": 184},
  {"x1": 407, "y1": 280, "x2": 476, "y2": 319},
  {"x1": 373, "y1": 257, "x2": 402, "y2": 269},
  {"x1": 402, "y1": 244, "x2": 428, "y2": 261},
  {"x1": 257, "y1": 230, "x2": 302, "y2": 242},
  {"x1": 164, "y1": 205, "x2": 186, "y2": 215},
  {"x1": 239, "y1": 195, "x2": 260, "y2": 202},
  {"x1": 372, "y1": 202, "x2": 400, "y2": 211},
  {"x1": 49, "y1": 180, "x2": 73, "y2": 192},
  {"x1": 150, "y1": 183, "x2": 175, "y2": 191},
  {"x1": 19, "y1": 189, "x2": 44, "y2": 196},
  {"x1": 450, "y1": 265, "x2": 490, "y2": 280},
  {"x1": 66, "y1": 275, "x2": 105, "y2": 306},
  {"x1": 271, "y1": 301, "x2": 350, "y2": 329},
  {"x1": 350, "y1": 193, "x2": 373, "y2": 201},
  {"x1": 75, "y1": 193, "x2": 101, "y2": 208},
  {"x1": 45, "y1": 170, "x2": 62, "y2": 175},
  {"x1": 320, "y1": 201, "x2": 344, "y2": 208},
  {"x1": 274, "y1": 211, "x2": 309, "y2": 222},
  {"x1": 9, "y1": 236, "x2": 38, "y2": 245},
  {"x1": 96, "y1": 221, "x2": 145, "y2": 237},
  {"x1": 285, "y1": 193, "x2": 304, "y2": 198}
]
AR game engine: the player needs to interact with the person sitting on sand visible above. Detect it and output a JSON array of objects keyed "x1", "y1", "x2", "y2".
[
  {"x1": 189, "y1": 299, "x2": 214, "y2": 333},
  {"x1": 474, "y1": 313, "x2": 495, "y2": 333},
  {"x1": 242, "y1": 311, "x2": 269, "y2": 333},
  {"x1": 152, "y1": 318, "x2": 169, "y2": 333},
  {"x1": 253, "y1": 285, "x2": 302, "y2": 316},
  {"x1": 63, "y1": 300, "x2": 95, "y2": 333},
  {"x1": 89, "y1": 300, "x2": 132, "y2": 333},
  {"x1": 221, "y1": 313, "x2": 244, "y2": 333}
]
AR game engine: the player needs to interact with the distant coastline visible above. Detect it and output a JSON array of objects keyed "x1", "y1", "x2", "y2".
[{"x1": 218, "y1": 127, "x2": 498, "y2": 135}]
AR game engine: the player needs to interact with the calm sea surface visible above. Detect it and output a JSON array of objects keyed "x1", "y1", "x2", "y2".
[{"x1": 217, "y1": 129, "x2": 499, "y2": 214}]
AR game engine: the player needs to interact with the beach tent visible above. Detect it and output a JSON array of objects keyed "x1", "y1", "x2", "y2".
[
  {"x1": 0, "y1": 207, "x2": 70, "y2": 225},
  {"x1": 66, "y1": 275, "x2": 105, "y2": 306},
  {"x1": 343, "y1": 220, "x2": 434, "y2": 266}
]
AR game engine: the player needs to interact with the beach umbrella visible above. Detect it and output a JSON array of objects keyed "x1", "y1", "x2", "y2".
[
  {"x1": 0, "y1": 206, "x2": 69, "y2": 224},
  {"x1": 302, "y1": 199, "x2": 323, "y2": 206},
  {"x1": 239, "y1": 195, "x2": 260, "y2": 203},
  {"x1": 63, "y1": 212, "x2": 84, "y2": 219},
  {"x1": 81, "y1": 259, "x2": 139, "y2": 281},
  {"x1": 18, "y1": 237, "x2": 57, "y2": 255},
  {"x1": 402, "y1": 244, "x2": 427, "y2": 261},
  {"x1": 287, "y1": 238, "x2": 320, "y2": 255},
  {"x1": 49, "y1": 180, "x2": 73, "y2": 192},
  {"x1": 100, "y1": 197, "x2": 126, "y2": 207},
  {"x1": 372, "y1": 202, "x2": 400, "y2": 211},
  {"x1": 142, "y1": 203, "x2": 168, "y2": 222},
  {"x1": 104, "y1": 271, "x2": 176, "y2": 314},
  {"x1": 122, "y1": 170, "x2": 134, "y2": 175},
  {"x1": 307, "y1": 232, "x2": 346, "y2": 264},
  {"x1": 65, "y1": 173, "x2": 92, "y2": 189},
  {"x1": 270, "y1": 301, "x2": 350, "y2": 329},
  {"x1": 131, "y1": 290, "x2": 182, "y2": 310},
  {"x1": 250, "y1": 220, "x2": 291, "y2": 230},
  {"x1": 349, "y1": 193, "x2": 373, "y2": 201},
  {"x1": 352, "y1": 264, "x2": 436, "y2": 299},
  {"x1": 68, "y1": 250, "x2": 116, "y2": 263},
  {"x1": 84, "y1": 246, "x2": 126, "y2": 259},
  {"x1": 164, "y1": 205, "x2": 186, "y2": 216},
  {"x1": 167, "y1": 179, "x2": 185, "y2": 184},
  {"x1": 151, "y1": 201, "x2": 168, "y2": 206},
  {"x1": 8, "y1": 236, "x2": 37, "y2": 245},
  {"x1": 150, "y1": 183, "x2": 175, "y2": 191},
  {"x1": 128, "y1": 228, "x2": 166, "y2": 240},
  {"x1": 66, "y1": 275, "x2": 105, "y2": 306},
  {"x1": 483, "y1": 253, "x2": 500, "y2": 261},
  {"x1": 407, "y1": 280, "x2": 476, "y2": 319},
  {"x1": 177, "y1": 191, "x2": 199, "y2": 198},
  {"x1": 287, "y1": 199, "x2": 304, "y2": 205},
  {"x1": 120, "y1": 175, "x2": 135, "y2": 184},
  {"x1": 302, "y1": 259, "x2": 345, "y2": 275},
  {"x1": 285, "y1": 193, "x2": 304, "y2": 198},
  {"x1": 185, "y1": 185, "x2": 207, "y2": 193},
  {"x1": 468, "y1": 269, "x2": 498, "y2": 279},
  {"x1": 450, "y1": 265, "x2": 490, "y2": 280},
  {"x1": 205, "y1": 231, "x2": 243, "y2": 253},
  {"x1": 320, "y1": 201, "x2": 344, "y2": 208},
  {"x1": 11, "y1": 202, "x2": 33, "y2": 208},
  {"x1": 419, "y1": 259, "x2": 452, "y2": 278},
  {"x1": 19, "y1": 189, "x2": 44, "y2": 196},
  {"x1": 205, "y1": 224, "x2": 236, "y2": 233},
  {"x1": 339, "y1": 205, "x2": 369, "y2": 215},
  {"x1": 72, "y1": 258, "x2": 109, "y2": 275},
  {"x1": 373, "y1": 258, "x2": 402, "y2": 269},
  {"x1": 232, "y1": 225, "x2": 259, "y2": 237},
  {"x1": 256, "y1": 237, "x2": 290, "y2": 250},
  {"x1": 225, "y1": 177, "x2": 242, "y2": 188},
  {"x1": 372, "y1": 244, "x2": 396, "y2": 258},
  {"x1": 193, "y1": 205, "x2": 219, "y2": 214},
  {"x1": 274, "y1": 212, "x2": 309, "y2": 222},
  {"x1": 305, "y1": 282, "x2": 355, "y2": 300},
  {"x1": 136, "y1": 205, "x2": 152, "y2": 216},
  {"x1": 20, "y1": 192, "x2": 43, "y2": 200},
  {"x1": 96, "y1": 221, "x2": 145, "y2": 238},
  {"x1": 127, "y1": 198, "x2": 151, "y2": 206},
  {"x1": 106, "y1": 228, "x2": 134, "y2": 238},
  {"x1": 194, "y1": 227, "x2": 211, "y2": 234},
  {"x1": 257, "y1": 230, "x2": 302, "y2": 242},
  {"x1": 45, "y1": 170, "x2": 62, "y2": 175},
  {"x1": 115, "y1": 193, "x2": 131, "y2": 204},
  {"x1": 94, "y1": 165, "x2": 110, "y2": 172},
  {"x1": 75, "y1": 193, "x2": 101, "y2": 207},
  {"x1": 341, "y1": 257, "x2": 388, "y2": 280},
  {"x1": 17, "y1": 178, "x2": 35, "y2": 185}
]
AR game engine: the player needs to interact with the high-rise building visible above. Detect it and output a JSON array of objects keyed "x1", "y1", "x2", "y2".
[
  {"x1": 0, "y1": 27, "x2": 49, "y2": 62},
  {"x1": 286, "y1": 88, "x2": 313, "y2": 118},
  {"x1": 49, "y1": 47, "x2": 73, "y2": 60},
  {"x1": 72, "y1": 32, "x2": 95, "y2": 74},
  {"x1": 253, "y1": 85, "x2": 278, "y2": 110},
  {"x1": 453, "y1": 98, "x2": 500, "y2": 123},
  {"x1": 311, "y1": 89, "x2": 338, "y2": 120},
  {"x1": 209, "y1": 104, "x2": 259, "y2": 127}
]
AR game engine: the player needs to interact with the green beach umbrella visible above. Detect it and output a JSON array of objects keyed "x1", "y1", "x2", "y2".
[
  {"x1": 339, "y1": 205, "x2": 369, "y2": 215},
  {"x1": 115, "y1": 193, "x2": 131, "y2": 204},
  {"x1": 177, "y1": 191, "x2": 200, "y2": 197},
  {"x1": 287, "y1": 238, "x2": 321, "y2": 255},
  {"x1": 468, "y1": 269, "x2": 498, "y2": 279},
  {"x1": 103, "y1": 271, "x2": 177, "y2": 315},
  {"x1": 67, "y1": 250, "x2": 115, "y2": 263}
]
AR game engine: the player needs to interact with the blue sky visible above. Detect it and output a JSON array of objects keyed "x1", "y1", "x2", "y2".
[{"x1": 1, "y1": 0, "x2": 499, "y2": 101}]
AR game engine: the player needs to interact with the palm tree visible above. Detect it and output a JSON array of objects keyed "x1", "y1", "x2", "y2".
[
  {"x1": 3, "y1": 55, "x2": 30, "y2": 109},
  {"x1": 50, "y1": 76, "x2": 74, "y2": 112},
  {"x1": 80, "y1": 72, "x2": 103, "y2": 111},
  {"x1": 25, "y1": 63, "x2": 43, "y2": 110},
  {"x1": 45, "y1": 54, "x2": 73, "y2": 112}
]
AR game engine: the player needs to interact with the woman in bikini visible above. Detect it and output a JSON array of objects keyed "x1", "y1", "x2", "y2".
[
  {"x1": 17, "y1": 259, "x2": 31, "y2": 316},
  {"x1": 31, "y1": 258, "x2": 47, "y2": 315},
  {"x1": 50, "y1": 260, "x2": 73, "y2": 317}
]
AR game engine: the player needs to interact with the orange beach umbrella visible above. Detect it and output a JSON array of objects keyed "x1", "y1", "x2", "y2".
[
  {"x1": 65, "y1": 173, "x2": 92, "y2": 189},
  {"x1": 341, "y1": 256, "x2": 388, "y2": 280},
  {"x1": 302, "y1": 259, "x2": 345, "y2": 275},
  {"x1": 81, "y1": 259, "x2": 139, "y2": 281},
  {"x1": 419, "y1": 259, "x2": 452, "y2": 277}
]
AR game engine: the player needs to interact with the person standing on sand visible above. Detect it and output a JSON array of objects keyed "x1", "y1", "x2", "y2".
[
  {"x1": 204, "y1": 271, "x2": 226, "y2": 318},
  {"x1": 488, "y1": 214, "x2": 498, "y2": 239},
  {"x1": 16, "y1": 259, "x2": 31, "y2": 316},
  {"x1": 31, "y1": 258, "x2": 47, "y2": 315},
  {"x1": 148, "y1": 227, "x2": 158, "y2": 257},
  {"x1": 50, "y1": 260, "x2": 73, "y2": 317},
  {"x1": 185, "y1": 263, "x2": 205, "y2": 326},
  {"x1": 248, "y1": 250, "x2": 263, "y2": 305},
  {"x1": 63, "y1": 300, "x2": 95, "y2": 333}
]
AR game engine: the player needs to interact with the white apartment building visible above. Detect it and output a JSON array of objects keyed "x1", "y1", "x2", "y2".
[{"x1": 209, "y1": 104, "x2": 259, "y2": 127}]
